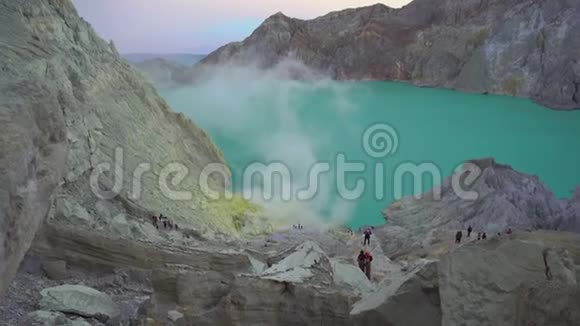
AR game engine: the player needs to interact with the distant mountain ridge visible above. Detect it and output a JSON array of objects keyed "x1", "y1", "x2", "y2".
[
  {"x1": 200, "y1": 0, "x2": 580, "y2": 110},
  {"x1": 123, "y1": 53, "x2": 205, "y2": 65}
]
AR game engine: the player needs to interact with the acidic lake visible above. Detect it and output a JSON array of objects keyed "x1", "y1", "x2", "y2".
[{"x1": 161, "y1": 78, "x2": 580, "y2": 228}]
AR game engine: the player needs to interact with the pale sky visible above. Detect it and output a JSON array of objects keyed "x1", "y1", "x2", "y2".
[{"x1": 72, "y1": 0, "x2": 413, "y2": 54}]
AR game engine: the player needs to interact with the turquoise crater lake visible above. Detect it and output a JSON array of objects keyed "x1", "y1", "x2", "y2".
[{"x1": 161, "y1": 79, "x2": 580, "y2": 228}]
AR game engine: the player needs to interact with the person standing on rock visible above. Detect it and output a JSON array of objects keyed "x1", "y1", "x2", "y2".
[
  {"x1": 455, "y1": 230, "x2": 463, "y2": 244},
  {"x1": 467, "y1": 226, "x2": 473, "y2": 237},
  {"x1": 363, "y1": 228, "x2": 372, "y2": 246}
]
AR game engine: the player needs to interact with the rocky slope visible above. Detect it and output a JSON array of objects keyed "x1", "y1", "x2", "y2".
[
  {"x1": 376, "y1": 158, "x2": 579, "y2": 260},
  {"x1": 3, "y1": 220, "x2": 580, "y2": 325},
  {"x1": 200, "y1": 0, "x2": 580, "y2": 110},
  {"x1": 0, "y1": 0, "x2": 247, "y2": 296}
]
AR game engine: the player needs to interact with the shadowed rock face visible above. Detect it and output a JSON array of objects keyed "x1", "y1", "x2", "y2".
[
  {"x1": 201, "y1": 0, "x2": 580, "y2": 110},
  {"x1": 0, "y1": 0, "x2": 227, "y2": 296},
  {"x1": 376, "y1": 158, "x2": 576, "y2": 260}
]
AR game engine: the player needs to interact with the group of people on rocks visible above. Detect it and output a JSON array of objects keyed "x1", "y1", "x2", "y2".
[
  {"x1": 355, "y1": 227, "x2": 375, "y2": 280},
  {"x1": 293, "y1": 224, "x2": 304, "y2": 230},
  {"x1": 455, "y1": 226, "x2": 514, "y2": 244},
  {"x1": 151, "y1": 214, "x2": 179, "y2": 231}
]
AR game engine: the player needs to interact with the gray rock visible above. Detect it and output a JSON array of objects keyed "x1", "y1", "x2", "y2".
[
  {"x1": 331, "y1": 259, "x2": 373, "y2": 295},
  {"x1": 514, "y1": 281, "x2": 580, "y2": 326},
  {"x1": 26, "y1": 311, "x2": 68, "y2": 326},
  {"x1": 67, "y1": 318, "x2": 92, "y2": 326},
  {"x1": 41, "y1": 259, "x2": 67, "y2": 280},
  {"x1": 39, "y1": 285, "x2": 120, "y2": 323},
  {"x1": 199, "y1": 0, "x2": 580, "y2": 110},
  {"x1": 351, "y1": 260, "x2": 440, "y2": 326},
  {"x1": 175, "y1": 271, "x2": 234, "y2": 309},
  {"x1": 207, "y1": 276, "x2": 353, "y2": 326},
  {"x1": 439, "y1": 236, "x2": 577, "y2": 326},
  {"x1": 26, "y1": 310, "x2": 93, "y2": 326},
  {"x1": 167, "y1": 310, "x2": 184, "y2": 322},
  {"x1": 260, "y1": 241, "x2": 331, "y2": 283},
  {"x1": 248, "y1": 255, "x2": 267, "y2": 274}
]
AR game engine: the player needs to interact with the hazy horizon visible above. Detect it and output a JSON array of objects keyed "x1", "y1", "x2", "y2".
[{"x1": 72, "y1": 0, "x2": 413, "y2": 54}]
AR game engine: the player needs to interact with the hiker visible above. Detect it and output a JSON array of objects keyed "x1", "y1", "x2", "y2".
[
  {"x1": 482, "y1": 232, "x2": 487, "y2": 240},
  {"x1": 364, "y1": 251, "x2": 373, "y2": 280},
  {"x1": 506, "y1": 228, "x2": 512, "y2": 235},
  {"x1": 455, "y1": 230, "x2": 463, "y2": 244},
  {"x1": 175, "y1": 223, "x2": 179, "y2": 230},
  {"x1": 467, "y1": 226, "x2": 473, "y2": 237},
  {"x1": 363, "y1": 228, "x2": 372, "y2": 246},
  {"x1": 477, "y1": 232, "x2": 481, "y2": 240},
  {"x1": 357, "y1": 250, "x2": 366, "y2": 272}
]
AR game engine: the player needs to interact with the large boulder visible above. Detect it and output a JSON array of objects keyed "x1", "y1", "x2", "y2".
[
  {"x1": 260, "y1": 241, "x2": 332, "y2": 284},
  {"x1": 39, "y1": 285, "x2": 120, "y2": 323},
  {"x1": 350, "y1": 260, "x2": 440, "y2": 326},
  {"x1": 439, "y1": 236, "x2": 578, "y2": 326},
  {"x1": 331, "y1": 259, "x2": 373, "y2": 295},
  {"x1": 148, "y1": 241, "x2": 353, "y2": 326}
]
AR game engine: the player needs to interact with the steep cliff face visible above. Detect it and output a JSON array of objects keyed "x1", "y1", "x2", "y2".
[
  {"x1": 0, "y1": 0, "x2": 229, "y2": 296},
  {"x1": 202, "y1": 0, "x2": 580, "y2": 110}
]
